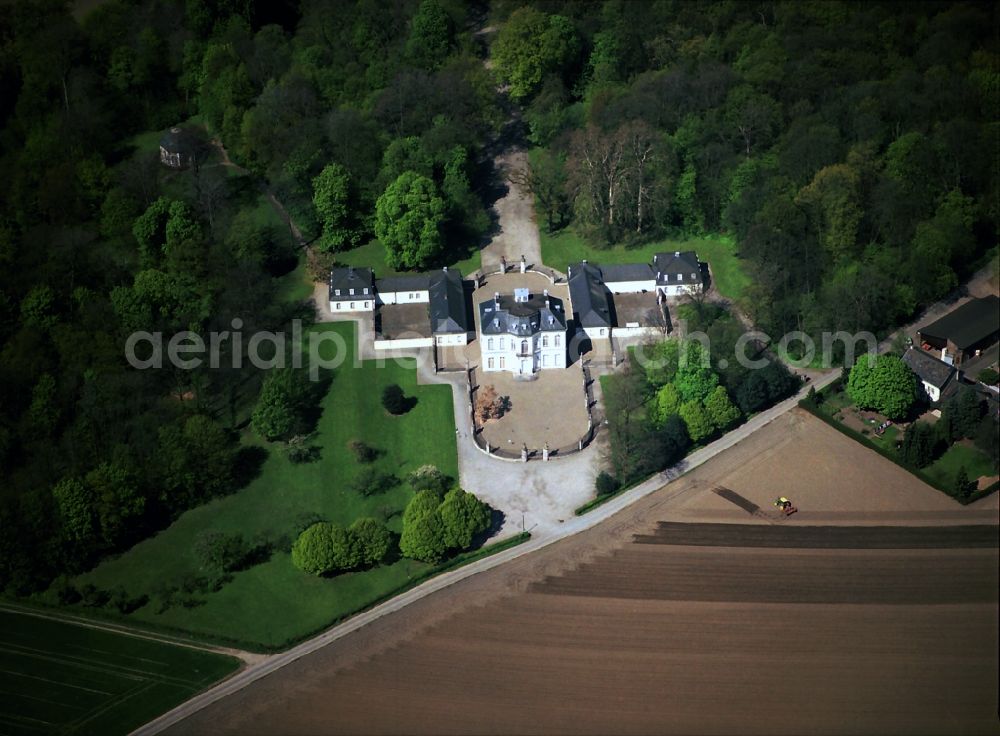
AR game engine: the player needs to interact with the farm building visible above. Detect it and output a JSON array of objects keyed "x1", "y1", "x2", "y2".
[
  {"x1": 328, "y1": 266, "x2": 375, "y2": 312},
  {"x1": 901, "y1": 346, "x2": 960, "y2": 404},
  {"x1": 375, "y1": 274, "x2": 431, "y2": 305},
  {"x1": 567, "y1": 261, "x2": 613, "y2": 340},
  {"x1": 918, "y1": 296, "x2": 1000, "y2": 367},
  {"x1": 653, "y1": 251, "x2": 704, "y2": 297},
  {"x1": 599, "y1": 263, "x2": 656, "y2": 294},
  {"x1": 428, "y1": 267, "x2": 471, "y2": 346}
]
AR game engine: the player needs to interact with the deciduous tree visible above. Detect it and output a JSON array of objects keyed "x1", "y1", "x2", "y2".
[
  {"x1": 704, "y1": 386, "x2": 741, "y2": 431},
  {"x1": 375, "y1": 171, "x2": 446, "y2": 270},
  {"x1": 846, "y1": 354, "x2": 917, "y2": 420},
  {"x1": 350, "y1": 517, "x2": 392, "y2": 565},
  {"x1": 679, "y1": 400, "x2": 713, "y2": 443},
  {"x1": 492, "y1": 8, "x2": 580, "y2": 100},
  {"x1": 438, "y1": 487, "x2": 491, "y2": 550}
]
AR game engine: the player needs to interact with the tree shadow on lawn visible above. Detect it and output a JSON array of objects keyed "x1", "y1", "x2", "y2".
[
  {"x1": 233, "y1": 445, "x2": 269, "y2": 489},
  {"x1": 300, "y1": 371, "x2": 334, "y2": 432},
  {"x1": 385, "y1": 395, "x2": 419, "y2": 416}
]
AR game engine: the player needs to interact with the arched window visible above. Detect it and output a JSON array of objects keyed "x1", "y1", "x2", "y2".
[{"x1": 521, "y1": 339, "x2": 528, "y2": 354}]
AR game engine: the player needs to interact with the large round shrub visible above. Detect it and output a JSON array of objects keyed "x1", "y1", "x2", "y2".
[
  {"x1": 349, "y1": 517, "x2": 392, "y2": 566},
  {"x1": 291, "y1": 522, "x2": 338, "y2": 575},
  {"x1": 399, "y1": 508, "x2": 447, "y2": 563},
  {"x1": 438, "y1": 487, "x2": 491, "y2": 550}
]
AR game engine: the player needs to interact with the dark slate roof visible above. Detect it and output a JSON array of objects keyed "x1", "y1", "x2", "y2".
[
  {"x1": 375, "y1": 274, "x2": 430, "y2": 293},
  {"x1": 652, "y1": 251, "x2": 701, "y2": 285},
  {"x1": 567, "y1": 262, "x2": 612, "y2": 328},
  {"x1": 479, "y1": 294, "x2": 567, "y2": 336},
  {"x1": 329, "y1": 266, "x2": 374, "y2": 297},
  {"x1": 919, "y1": 296, "x2": 1000, "y2": 350},
  {"x1": 428, "y1": 268, "x2": 468, "y2": 334},
  {"x1": 599, "y1": 263, "x2": 655, "y2": 284},
  {"x1": 159, "y1": 126, "x2": 195, "y2": 153},
  {"x1": 902, "y1": 347, "x2": 957, "y2": 389}
]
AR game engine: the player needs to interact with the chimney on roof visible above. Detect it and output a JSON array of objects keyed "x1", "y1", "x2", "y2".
[
  {"x1": 674, "y1": 251, "x2": 680, "y2": 257},
  {"x1": 348, "y1": 265, "x2": 354, "y2": 276},
  {"x1": 442, "y1": 266, "x2": 448, "y2": 272},
  {"x1": 543, "y1": 288, "x2": 548, "y2": 297},
  {"x1": 582, "y1": 259, "x2": 588, "y2": 265},
  {"x1": 494, "y1": 291, "x2": 500, "y2": 309}
]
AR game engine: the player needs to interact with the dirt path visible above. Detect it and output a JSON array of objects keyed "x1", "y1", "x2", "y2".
[
  {"x1": 209, "y1": 138, "x2": 308, "y2": 248},
  {"x1": 479, "y1": 150, "x2": 543, "y2": 274}
]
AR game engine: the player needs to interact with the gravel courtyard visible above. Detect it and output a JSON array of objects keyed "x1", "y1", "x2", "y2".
[{"x1": 477, "y1": 366, "x2": 591, "y2": 452}]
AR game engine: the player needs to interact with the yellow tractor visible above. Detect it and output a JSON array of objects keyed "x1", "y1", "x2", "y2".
[{"x1": 773, "y1": 497, "x2": 798, "y2": 516}]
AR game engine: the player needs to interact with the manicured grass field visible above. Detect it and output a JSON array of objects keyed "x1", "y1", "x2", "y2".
[
  {"x1": 337, "y1": 239, "x2": 484, "y2": 278},
  {"x1": 0, "y1": 608, "x2": 239, "y2": 736},
  {"x1": 538, "y1": 227, "x2": 750, "y2": 301},
  {"x1": 75, "y1": 322, "x2": 458, "y2": 649},
  {"x1": 925, "y1": 442, "x2": 996, "y2": 486}
]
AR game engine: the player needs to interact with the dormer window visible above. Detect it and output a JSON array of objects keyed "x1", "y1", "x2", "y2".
[
  {"x1": 334, "y1": 289, "x2": 341, "y2": 296},
  {"x1": 364, "y1": 287, "x2": 369, "y2": 294},
  {"x1": 349, "y1": 288, "x2": 355, "y2": 295},
  {"x1": 675, "y1": 274, "x2": 682, "y2": 282}
]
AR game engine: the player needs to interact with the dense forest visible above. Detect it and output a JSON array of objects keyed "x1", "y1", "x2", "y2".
[
  {"x1": 0, "y1": 0, "x2": 996, "y2": 596},
  {"x1": 493, "y1": 0, "x2": 997, "y2": 344},
  {"x1": 0, "y1": 0, "x2": 500, "y2": 594}
]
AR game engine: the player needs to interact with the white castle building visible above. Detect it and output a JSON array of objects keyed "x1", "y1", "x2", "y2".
[{"x1": 479, "y1": 288, "x2": 567, "y2": 376}]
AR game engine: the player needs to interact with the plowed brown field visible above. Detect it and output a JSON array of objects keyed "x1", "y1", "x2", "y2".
[{"x1": 168, "y1": 412, "x2": 1000, "y2": 736}]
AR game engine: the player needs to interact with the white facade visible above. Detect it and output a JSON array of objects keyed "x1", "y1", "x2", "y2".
[
  {"x1": 922, "y1": 381, "x2": 942, "y2": 403},
  {"x1": 374, "y1": 337, "x2": 434, "y2": 351},
  {"x1": 604, "y1": 279, "x2": 655, "y2": 294},
  {"x1": 656, "y1": 280, "x2": 703, "y2": 298},
  {"x1": 329, "y1": 286, "x2": 374, "y2": 312},
  {"x1": 481, "y1": 331, "x2": 566, "y2": 375},
  {"x1": 435, "y1": 332, "x2": 469, "y2": 347},
  {"x1": 377, "y1": 289, "x2": 429, "y2": 305},
  {"x1": 581, "y1": 326, "x2": 610, "y2": 340}
]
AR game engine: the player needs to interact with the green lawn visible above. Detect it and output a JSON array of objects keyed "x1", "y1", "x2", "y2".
[
  {"x1": 0, "y1": 608, "x2": 239, "y2": 736},
  {"x1": 274, "y1": 254, "x2": 313, "y2": 304},
  {"x1": 815, "y1": 388, "x2": 853, "y2": 415},
  {"x1": 538, "y1": 227, "x2": 750, "y2": 301},
  {"x1": 74, "y1": 322, "x2": 458, "y2": 650},
  {"x1": 338, "y1": 239, "x2": 483, "y2": 279},
  {"x1": 925, "y1": 443, "x2": 996, "y2": 486}
]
